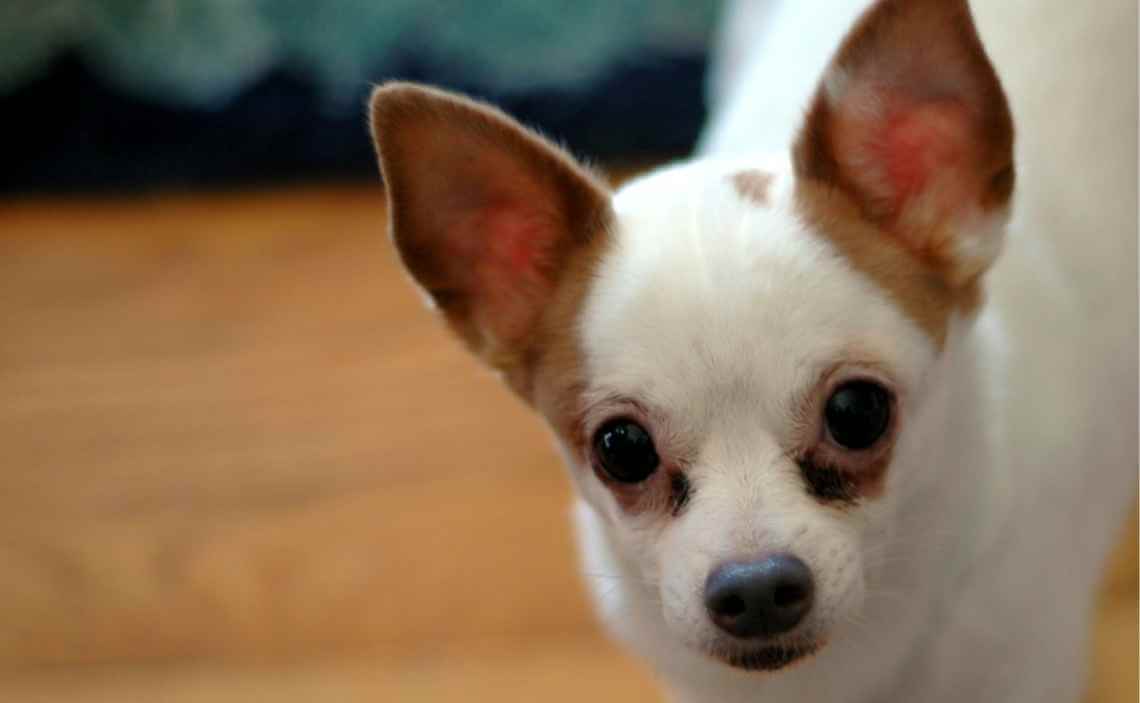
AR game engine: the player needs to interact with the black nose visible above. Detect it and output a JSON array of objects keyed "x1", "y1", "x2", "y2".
[{"x1": 704, "y1": 554, "x2": 815, "y2": 639}]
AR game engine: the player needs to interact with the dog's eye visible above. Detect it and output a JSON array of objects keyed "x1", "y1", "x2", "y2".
[
  {"x1": 824, "y1": 381, "x2": 891, "y2": 450},
  {"x1": 593, "y1": 419, "x2": 659, "y2": 483}
]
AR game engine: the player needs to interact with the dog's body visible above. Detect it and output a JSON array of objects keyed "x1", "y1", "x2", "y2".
[{"x1": 369, "y1": 1, "x2": 1137, "y2": 701}]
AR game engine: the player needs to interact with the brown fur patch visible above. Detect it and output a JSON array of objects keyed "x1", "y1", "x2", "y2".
[
  {"x1": 799, "y1": 448, "x2": 891, "y2": 506},
  {"x1": 526, "y1": 221, "x2": 613, "y2": 459},
  {"x1": 731, "y1": 170, "x2": 774, "y2": 206},
  {"x1": 795, "y1": 181, "x2": 981, "y2": 347},
  {"x1": 528, "y1": 233, "x2": 690, "y2": 519}
]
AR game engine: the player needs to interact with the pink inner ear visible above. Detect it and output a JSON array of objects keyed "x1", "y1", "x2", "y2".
[
  {"x1": 882, "y1": 102, "x2": 970, "y2": 203},
  {"x1": 447, "y1": 202, "x2": 547, "y2": 275},
  {"x1": 447, "y1": 200, "x2": 558, "y2": 343},
  {"x1": 837, "y1": 95, "x2": 979, "y2": 220},
  {"x1": 487, "y1": 208, "x2": 544, "y2": 275}
]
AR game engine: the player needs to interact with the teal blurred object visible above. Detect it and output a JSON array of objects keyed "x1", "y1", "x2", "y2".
[
  {"x1": 0, "y1": 0, "x2": 722, "y2": 108},
  {"x1": 0, "y1": 0, "x2": 722, "y2": 192}
]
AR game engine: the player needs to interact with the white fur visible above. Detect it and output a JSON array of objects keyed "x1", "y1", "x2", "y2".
[{"x1": 565, "y1": 1, "x2": 1138, "y2": 701}]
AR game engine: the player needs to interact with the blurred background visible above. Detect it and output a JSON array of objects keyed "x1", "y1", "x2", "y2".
[
  {"x1": 0, "y1": 1, "x2": 1134, "y2": 701},
  {"x1": 0, "y1": 0, "x2": 714, "y2": 193}
]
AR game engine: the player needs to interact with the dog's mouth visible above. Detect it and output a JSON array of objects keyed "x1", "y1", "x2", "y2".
[{"x1": 709, "y1": 640, "x2": 822, "y2": 672}]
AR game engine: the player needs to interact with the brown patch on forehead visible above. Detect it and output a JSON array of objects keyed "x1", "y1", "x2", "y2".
[
  {"x1": 794, "y1": 181, "x2": 981, "y2": 348},
  {"x1": 731, "y1": 169, "x2": 774, "y2": 206}
]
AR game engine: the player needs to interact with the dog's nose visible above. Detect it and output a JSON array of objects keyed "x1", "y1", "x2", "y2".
[{"x1": 704, "y1": 554, "x2": 814, "y2": 639}]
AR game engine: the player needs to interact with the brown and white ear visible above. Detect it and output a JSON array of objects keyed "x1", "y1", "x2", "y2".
[
  {"x1": 370, "y1": 82, "x2": 611, "y2": 383},
  {"x1": 794, "y1": 0, "x2": 1014, "y2": 286}
]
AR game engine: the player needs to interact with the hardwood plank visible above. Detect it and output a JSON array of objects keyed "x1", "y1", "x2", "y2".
[{"x1": 0, "y1": 640, "x2": 658, "y2": 702}]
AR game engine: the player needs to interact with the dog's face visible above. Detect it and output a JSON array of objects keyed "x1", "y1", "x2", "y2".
[
  {"x1": 566, "y1": 159, "x2": 942, "y2": 669},
  {"x1": 371, "y1": 0, "x2": 1011, "y2": 674}
]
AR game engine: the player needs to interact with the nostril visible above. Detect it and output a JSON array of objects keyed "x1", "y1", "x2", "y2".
[
  {"x1": 718, "y1": 594, "x2": 747, "y2": 617},
  {"x1": 773, "y1": 582, "x2": 807, "y2": 608}
]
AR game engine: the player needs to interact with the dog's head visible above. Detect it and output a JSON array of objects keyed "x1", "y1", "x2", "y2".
[{"x1": 370, "y1": 0, "x2": 1012, "y2": 673}]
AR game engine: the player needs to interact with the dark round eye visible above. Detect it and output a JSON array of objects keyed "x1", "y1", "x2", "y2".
[
  {"x1": 593, "y1": 419, "x2": 660, "y2": 483},
  {"x1": 824, "y1": 381, "x2": 891, "y2": 450}
]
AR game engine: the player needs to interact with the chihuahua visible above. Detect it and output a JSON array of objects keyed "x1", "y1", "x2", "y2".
[{"x1": 368, "y1": 0, "x2": 1137, "y2": 700}]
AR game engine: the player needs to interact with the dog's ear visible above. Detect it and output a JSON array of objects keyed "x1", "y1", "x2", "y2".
[
  {"x1": 794, "y1": 0, "x2": 1014, "y2": 286},
  {"x1": 370, "y1": 83, "x2": 611, "y2": 383}
]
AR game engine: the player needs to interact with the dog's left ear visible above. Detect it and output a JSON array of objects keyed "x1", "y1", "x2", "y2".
[{"x1": 794, "y1": 0, "x2": 1014, "y2": 286}]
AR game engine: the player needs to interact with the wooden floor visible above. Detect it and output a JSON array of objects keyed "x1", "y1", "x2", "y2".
[{"x1": 0, "y1": 184, "x2": 1134, "y2": 701}]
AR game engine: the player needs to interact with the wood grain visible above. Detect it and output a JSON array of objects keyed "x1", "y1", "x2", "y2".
[{"x1": 0, "y1": 184, "x2": 1133, "y2": 701}]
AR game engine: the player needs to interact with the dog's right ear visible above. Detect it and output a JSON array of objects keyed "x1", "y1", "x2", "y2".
[{"x1": 369, "y1": 83, "x2": 611, "y2": 383}]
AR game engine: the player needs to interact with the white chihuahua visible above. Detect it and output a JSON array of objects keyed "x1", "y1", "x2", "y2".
[{"x1": 369, "y1": 0, "x2": 1137, "y2": 700}]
